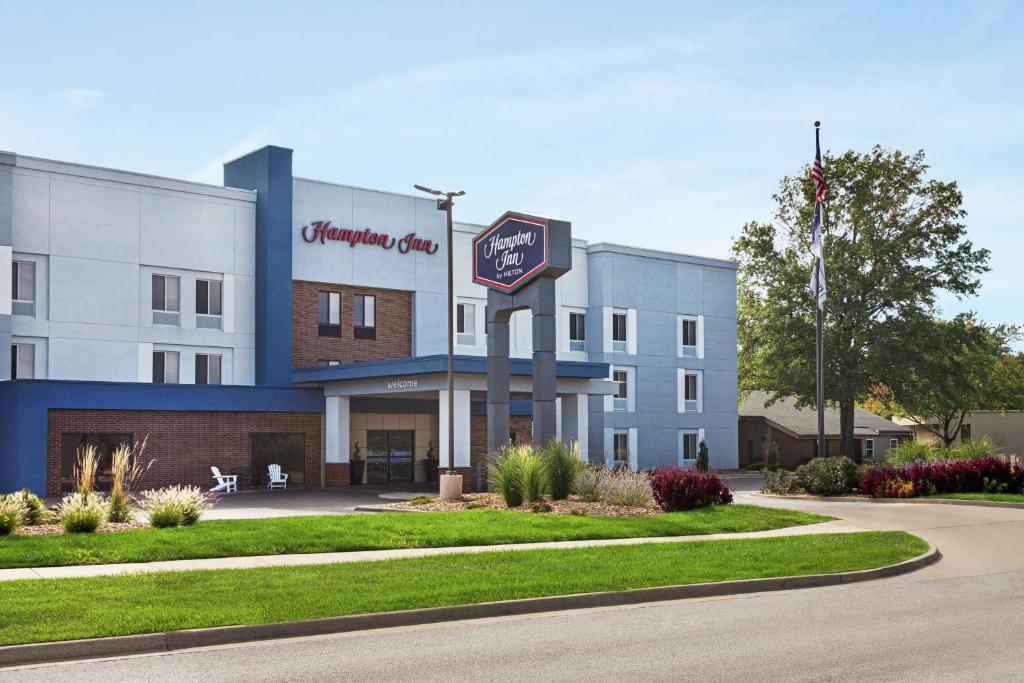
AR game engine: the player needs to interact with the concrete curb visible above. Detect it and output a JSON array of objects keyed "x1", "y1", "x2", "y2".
[
  {"x1": 0, "y1": 544, "x2": 940, "y2": 668},
  {"x1": 751, "y1": 492, "x2": 1024, "y2": 509}
]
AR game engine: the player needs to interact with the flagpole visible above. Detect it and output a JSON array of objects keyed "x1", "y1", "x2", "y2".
[{"x1": 814, "y1": 120, "x2": 826, "y2": 458}]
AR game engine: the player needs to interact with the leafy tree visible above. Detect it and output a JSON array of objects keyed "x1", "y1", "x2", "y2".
[
  {"x1": 696, "y1": 440, "x2": 709, "y2": 472},
  {"x1": 734, "y1": 146, "x2": 989, "y2": 457},
  {"x1": 879, "y1": 319, "x2": 1022, "y2": 446}
]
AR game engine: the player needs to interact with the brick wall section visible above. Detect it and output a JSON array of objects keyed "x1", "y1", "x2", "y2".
[
  {"x1": 324, "y1": 463, "x2": 351, "y2": 487},
  {"x1": 468, "y1": 414, "x2": 533, "y2": 492},
  {"x1": 47, "y1": 410, "x2": 323, "y2": 496},
  {"x1": 292, "y1": 280, "x2": 413, "y2": 368}
]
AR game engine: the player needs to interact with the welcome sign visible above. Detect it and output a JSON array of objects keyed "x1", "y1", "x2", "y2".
[{"x1": 472, "y1": 213, "x2": 550, "y2": 291}]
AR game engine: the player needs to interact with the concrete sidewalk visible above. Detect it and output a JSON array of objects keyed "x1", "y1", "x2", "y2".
[{"x1": 0, "y1": 519, "x2": 862, "y2": 582}]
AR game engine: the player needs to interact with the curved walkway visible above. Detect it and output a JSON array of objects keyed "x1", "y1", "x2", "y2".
[{"x1": 0, "y1": 518, "x2": 860, "y2": 582}]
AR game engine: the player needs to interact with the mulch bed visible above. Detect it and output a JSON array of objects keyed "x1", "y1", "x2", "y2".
[
  {"x1": 14, "y1": 522, "x2": 150, "y2": 537},
  {"x1": 382, "y1": 493, "x2": 662, "y2": 517}
]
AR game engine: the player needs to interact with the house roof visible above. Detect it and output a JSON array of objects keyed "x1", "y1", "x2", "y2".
[{"x1": 739, "y1": 391, "x2": 912, "y2": 439}]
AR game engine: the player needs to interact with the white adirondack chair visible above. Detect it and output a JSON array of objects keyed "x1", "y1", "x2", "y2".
[
  {"x1": 267, "y1": 464, "x2": 289, "y2": 490},
  {"x1": 210, "y1": 466, "x2": 238, "y2": 494}
]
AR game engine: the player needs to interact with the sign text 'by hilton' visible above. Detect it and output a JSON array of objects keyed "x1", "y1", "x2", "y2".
[{"x1": 472, "y1": 214, "x2": 549, "y2": 291}]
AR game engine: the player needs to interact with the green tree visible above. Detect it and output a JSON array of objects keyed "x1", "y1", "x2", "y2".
[
  {"x1": 734, "y1": 147, "x2": 989, "y2": 457},
  {"x1": 881, "y1": 320, "x2": 1023, "y2": 446}
]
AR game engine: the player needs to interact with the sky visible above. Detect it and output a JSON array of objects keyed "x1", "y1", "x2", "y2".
[{"x1": 1, "y1": 1, "x2": 1020, "y2": 345}]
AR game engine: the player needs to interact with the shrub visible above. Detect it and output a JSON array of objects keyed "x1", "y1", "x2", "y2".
[
  {"x1": 59, "y1": 492, "x2": 107, "y2": 533},
  {"x1": 861, "y1": 456, "x2": 1024, "y2": 498},
  {"x1": 489, "y1": 445, "x2": 531, "y2": 507},
  {"x1": 886, "y1": 441, "x2": 939, "y2": 465},
  {"x1": 599, "y1": 468, "x2": 654, "y2": 507},
  {"x1": 408, "y1": 495, "x2": 437, "y2": 506},
  {"x1": 140, "y1": 486, "x2": 211, "y2": 528},
  {"x1": 10, "y1": 488, "x2": 50, "y2": 526},
  {"x1": 521, "y1": 453, "x2": 547, "y2": 504},
  {"x1": 760, "y1": 470, "x2": 802, "y2": 495},
  {"x1": 572, "y1": 466, "x2": 604, "y2": 502},
  {"x1": 795, "y1": 456, "x2": 859, "y2": 496},
  {"x1": 766, "y1": 442, "x2": 781, "y2": 472},
  {"x1": 951, "y1": 437, "x2": 999, "y2": 461},
  {"x1": 543, "y1": 440, "x2": 583, "y2": 500},
  {"x1": 651, "y1": 466, "x2": 732, "y2": 511},
  {"x1": 696, "y1": 441, "x2": 709, "y2": 473},
  {"x1": 0, "y1": 496, "x2": 26, "y2": 536}
]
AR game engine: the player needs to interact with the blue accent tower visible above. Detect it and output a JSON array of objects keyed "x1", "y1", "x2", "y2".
[{"x1": 224, "y1": 146, "x2": 294, "y2": 386}]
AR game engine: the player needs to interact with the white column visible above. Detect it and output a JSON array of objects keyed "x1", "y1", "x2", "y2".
[
  {"x1": 439, "y1": 389, "x2": 472, "y2": 468},
  {"x1": 559, "y1": 394, "x2": 589, "y2": 461},
  {"x1": 325, "y1": 396, "x2": 351, "y2": 464}
]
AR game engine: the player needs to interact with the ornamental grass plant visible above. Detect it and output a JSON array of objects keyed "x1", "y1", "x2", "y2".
[
  {"x1": 108, "y1": 438, "x2": 152, "y2": 524},
  {"x1": 74, "y1": 444, "x2": 100, "y2": 496},
  {"x1": 9, "y1": 489, "x2": 51, "y2": 526},
  {"x1": 0, "y1": 496, "x2": 25, "y2": 536},
  {"x1": 59, "y1": 493, "x2": 107, "y2": 533},
  {"x1": 140, "y1": 486, "x2": 212, "y2": 528},
  {"x1": 543, "y1": 439, "x2": 583, "y2": 500}
]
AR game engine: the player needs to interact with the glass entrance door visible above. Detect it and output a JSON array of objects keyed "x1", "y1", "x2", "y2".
[{"x1": 366, "y1": 430, "x2": 415, "y2": 485}]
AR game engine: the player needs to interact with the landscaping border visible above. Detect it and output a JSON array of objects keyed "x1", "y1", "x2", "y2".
[
  {"x1": 752, "y1": 493, "x2": 1024, "y2": 510},
  {"x1": 0, "y1": 544, "x2": 939, "y2": 668}
]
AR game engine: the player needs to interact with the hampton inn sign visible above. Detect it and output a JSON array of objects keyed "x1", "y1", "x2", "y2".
[{"x1": 301, "y1": 220, "x2": 439, "y2": 255}]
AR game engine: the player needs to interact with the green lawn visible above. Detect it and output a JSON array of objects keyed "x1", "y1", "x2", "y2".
[
  {"x1": 927, "y1": 493, "x2": 1024, "y2": 504},
  {"x1": 0, "y1": 531, "x2": 925, "y2": 646},
  {"x1": 0, "y1": 506, "x2": 829, "y2": 570}
]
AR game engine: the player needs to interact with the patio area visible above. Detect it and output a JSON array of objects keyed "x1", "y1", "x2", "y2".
[{"x1": 201, "y1": 486, "x2": 433, "y2": 520}]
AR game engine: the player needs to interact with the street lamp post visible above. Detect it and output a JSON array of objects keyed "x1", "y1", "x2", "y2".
[{"x1": 414, "y1": 184, "x2": 465, "y2": 500}]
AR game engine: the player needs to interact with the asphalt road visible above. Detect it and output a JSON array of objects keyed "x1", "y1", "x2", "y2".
[{"x1": 4, "y1": 493, "x2": 1024, "y2": 682}]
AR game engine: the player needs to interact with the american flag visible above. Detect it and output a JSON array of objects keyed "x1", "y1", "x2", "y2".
[{"x1": 809, "y1": 131, "x2": 826, "y2": 308}]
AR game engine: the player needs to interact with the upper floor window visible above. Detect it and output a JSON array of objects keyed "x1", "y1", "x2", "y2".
[
  {"x1": 457, "y1": 302, "x2": 476, "y2": 346},
  {"x1": 613, "y1": 369, "x2": 628, "y2": 411},
  {"x1": 152, "y1": 274, "x2": 180, "y2": 326},
  {"x1": 10, "y1": 343, "x2": 34, "y2": 379},
  {"x1": 569, "y1": 312, "x2": 586, "y2": 352},
  {"x1": 680, "y1": 369, "x2": 703, "y2": 413},
  {"x1": 196, "y1": 279, "x2": 223, "y2": 330},
  {"x1": 354, "y1": 294, "x2": 376, "y2": 339},
  {"x1": 12, "y1": 261, "x2": 35, "y2": 316},
  {"x1": 318, "y1": 291, "x2": 341, "y2": 337},
  {"x1": 612, "y1": 312, "x2": 627, "y2": 351},
  {"x1": 152, "y1": 350, "x2": 179, "y2": 384},
  {"x1": 195, "y1": 353, "x2": 222, "y2": 385},
  {"x1": 680, "y1": 315, "x2": 698, "y2": 357}
]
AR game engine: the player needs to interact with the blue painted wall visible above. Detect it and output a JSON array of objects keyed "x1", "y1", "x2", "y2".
[
  {"x1": 224, "y1": 146, "x2": 294, "y2": 386},
  {"x1": 0, "y1": 380, "x2": 324, "y2": 495}
]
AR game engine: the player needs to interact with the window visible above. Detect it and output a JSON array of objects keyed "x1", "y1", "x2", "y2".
[
  {"x1": 457, "y1": 302, "x2": 476, "y2": 346},
  {"x1": 195, "y1": 353, "x2": 222, "y2": 385},
  {"x1": 865, "y1": 439, "x2": 875, "y2": 458},
  {"x1": 10, "y1": 344, "x2": 34, "y2": 379},
  {"x1": 152, "y1": 350, "x2": 179, "y2": 384},
  {"x1": 354, "y1": 294, "x2": 376, "y2": 339},
  {"x1": 613, "y1": 369, "x2": 628, "y2": 411},
  {"x1": 889, "y1": 438, "x2": 899, "y2": 450},
  {"x1": 680, "y1": 430, "x2": 699, "y2": 462},
  {"x1": 12, "y1": 261, "x2": 35, "y2": 316},
  {"x1": 613, "y1": 431, "x2": 629, "y2": 466},
  {"x1": 196, "y1": 279, "x2": 223, "y2": 329},
  {"x1": 612, "y1": 312, "x2": 627, "y2": 351},
  {"x1": 318, "y1": 292, "x2": 340, "y2": 337},
  {"x1": 59, "y1": 433, "x2": 131, "y2": 493},
  {"x1": 569, "y1": 312, "x2": 586, "y2": 351},
  {"x1": 509, "y1": 431, "x2": 518, "y2": 445},
  {"x1": 152, "y1": 274, "x2": 180, "y2": 325},
  {"x1": 681, "y1": 370, "x2": 702, "y2": 413},
  {"x1": 680, "y1": 316, "x2": 698, "y2": 357}
]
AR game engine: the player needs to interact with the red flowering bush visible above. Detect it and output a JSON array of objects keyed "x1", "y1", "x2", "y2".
[
  {"x1": 861, "y1": 456, "x2": 1023, "y2": 498},
  {"x1": 650, "y1": 466, "x2": 733, "y2": 511}
]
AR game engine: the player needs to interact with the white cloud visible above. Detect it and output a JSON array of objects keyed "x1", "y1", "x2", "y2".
[
  {"x1": 53, "y1": 88, "x2": 102, "y2": 108},
  {"x1": 187, "y1": 128, "x2": 273, "y2": 185}
]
